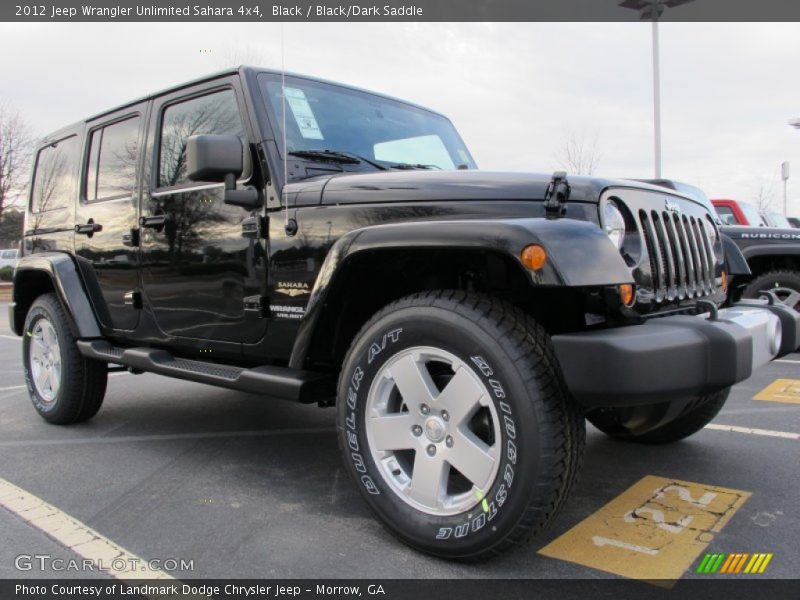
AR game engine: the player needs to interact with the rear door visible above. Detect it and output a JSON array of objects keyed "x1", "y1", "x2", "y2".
[
  {"x1": 74, "y1": 107, "x2": 146, "y2": 331},
  {"x1": 139, "y1": 78, "x2": 267, "y2": 343}
]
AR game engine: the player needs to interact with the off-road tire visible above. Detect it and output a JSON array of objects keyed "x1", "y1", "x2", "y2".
[
  {"x1": 741, "y1": 269, "x2": 800, "y2": 310},
  {"x1": 587, "y1": 389, "x2": 730, "y2": 444},
  {"x1": 22, "y1": 293, "x2": 107, "y2": 424},
  {"x1": 336, "y1": 290, "x2": 585, "y2": 560}
]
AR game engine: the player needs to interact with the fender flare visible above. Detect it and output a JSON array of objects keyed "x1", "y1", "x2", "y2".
[
  {"x1": 721, "y1": 234, "x2": 751, "y2": 276},
  {"x1": 288, "y1": 217, "x2": 632, "y2": 368},
  {"x1": 10, "y1": 252, "x2": 102, "y2": 338}
]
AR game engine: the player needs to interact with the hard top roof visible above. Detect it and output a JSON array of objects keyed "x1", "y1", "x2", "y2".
[{"x1": 39, "y1": 66, "x2": 447, "y2": 144}]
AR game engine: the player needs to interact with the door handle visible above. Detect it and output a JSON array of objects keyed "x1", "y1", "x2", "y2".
[
  {"x1": 139, "y1": 214, "x2": 169, "y2": 231},
  {"x1": 75, "y1": 222, "x2": 103, "y2": 236}
]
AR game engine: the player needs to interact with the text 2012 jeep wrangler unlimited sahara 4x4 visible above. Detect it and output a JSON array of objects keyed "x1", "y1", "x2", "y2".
[{"x1": 11, "y1": 67, "x2": 800, "y2": 560}]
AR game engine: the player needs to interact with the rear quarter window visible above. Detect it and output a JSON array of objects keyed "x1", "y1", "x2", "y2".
[{"x1": 30, "y1": 136, "x2": 79, "y2": 213}]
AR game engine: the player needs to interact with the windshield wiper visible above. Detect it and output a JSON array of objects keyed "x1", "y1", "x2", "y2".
[
  {"x1": 387, "y1": 163, "x2": 441, "y2": 170},
  {"x1": 288, "y1": 149, "x2": 387, "y2": 171}
]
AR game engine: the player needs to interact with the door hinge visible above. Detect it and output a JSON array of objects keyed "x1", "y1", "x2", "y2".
[
  {"x1": 244, "y1": 295, "x2": 270, "y2": 317},
  {"x1": 241, "y1": 215, "x2": 268, "y2": 239},
  {"x1": 124, "y1": 290, "x2": 143, "y2": 309},
  {"x1": 544, "y1": 171, "x2": 570, "y2": 219},
  {"x1": 122, "y1": 227, "x2": 140, "y2": 247}
]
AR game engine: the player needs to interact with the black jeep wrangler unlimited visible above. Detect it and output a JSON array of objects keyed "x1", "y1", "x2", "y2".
[{"x1": 12, "y1": 67, "x2": 800, "y2": 560}]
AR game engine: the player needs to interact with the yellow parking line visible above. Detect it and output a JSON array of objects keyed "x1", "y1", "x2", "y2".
[
  {"x1": 0, "y1": 477, "x2": 174, "y2": 580},
  {"x1": 754, "y1": 379, "x2": 800, "y2": 404},
  {"x1": 538, "y1": 475, "x2": 750, "y2": 587}
]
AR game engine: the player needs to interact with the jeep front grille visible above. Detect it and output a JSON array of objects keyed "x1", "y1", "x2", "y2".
[{"x1": 638, "y1": 210, "x2": 716, "y2": 301}]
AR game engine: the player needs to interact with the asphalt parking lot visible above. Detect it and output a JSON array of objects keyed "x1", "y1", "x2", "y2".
[{"x1": 0, "y1": 300, "x2": 798, "y2": 584}]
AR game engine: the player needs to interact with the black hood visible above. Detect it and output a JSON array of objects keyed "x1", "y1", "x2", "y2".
[{"x1": 285, "y1": 170, "x2": 681, "y2": 207}]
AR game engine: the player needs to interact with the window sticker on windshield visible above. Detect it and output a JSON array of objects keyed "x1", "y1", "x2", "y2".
[{"x1": 283, "y1": 87, "x2": 324, "y2": 140}]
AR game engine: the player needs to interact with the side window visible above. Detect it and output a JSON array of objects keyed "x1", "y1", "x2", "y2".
[
  {"x1": 30, "y1": 136, "x2": 78, "y2": 213},
  {"x1": 85, "y1": 115, "x2": 140, "y2": 202},
  {"x1": 158, "y1": 88, "x2": 248, "y2": 189}
]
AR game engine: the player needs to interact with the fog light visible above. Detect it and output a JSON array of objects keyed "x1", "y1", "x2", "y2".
[
  {"x1": 521, "y1": 244, "x2": 547, "y2": 271},
  {"x1": 619, "y1": 283, "x2": 635, "y2": 307}
]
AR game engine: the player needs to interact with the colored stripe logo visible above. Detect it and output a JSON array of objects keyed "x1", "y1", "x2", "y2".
[{"x1": 697, "y1": 552, "x2": 773, "y2": 574}]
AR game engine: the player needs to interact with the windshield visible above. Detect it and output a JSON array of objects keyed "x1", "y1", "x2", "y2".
[
  {"x1": 768, "y1": 212, "x2": 792, "y2": 228},
  {"x1": 258, "y1": 73, "x2": 477, "y2": 173},
  {"x1": 739, "y1": 202, "x2": 763, "y2": 226}
]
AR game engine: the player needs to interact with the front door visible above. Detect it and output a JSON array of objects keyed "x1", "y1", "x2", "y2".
[
  {"x1": 139, "y1": 79, "x2": 267, "y2": 343},
  {"x1": 74, "y1": 106, "x2": 146, "y2": 332}
]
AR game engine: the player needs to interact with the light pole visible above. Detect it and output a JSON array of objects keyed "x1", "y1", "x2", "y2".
[
  {"x1": 782, "y1": 161, "x2": 790, "y2": 217},
  {"x1": 620, "y1": 0, "x2": 696, "y2": 178},
  {"x1": 789, "y1": 120, "x2": 800, "y2": 216}
]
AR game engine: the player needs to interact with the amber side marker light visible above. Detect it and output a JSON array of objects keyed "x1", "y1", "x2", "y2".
[
  {"x1": 619, "y1": 283, "x2": 635, "y2": 307},
  {"x1": 720, "y1": 271, "x2": 729, "y2": 293},
  {"x1": 521, "y1": 244, "x2": 547, "y2": 270}
]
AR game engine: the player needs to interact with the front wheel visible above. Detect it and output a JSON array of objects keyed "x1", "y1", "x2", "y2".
[{"x1": 337, "y1": 291, "x2": 584, "y2": 560}]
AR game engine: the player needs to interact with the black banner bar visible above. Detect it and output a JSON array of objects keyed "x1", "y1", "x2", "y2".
[
  {"x1": 3, "y1": 579, "x2": 800, "y2": 600},
  {"x1": 3, "y1": 0, "x2": 800, "y2": 22}
]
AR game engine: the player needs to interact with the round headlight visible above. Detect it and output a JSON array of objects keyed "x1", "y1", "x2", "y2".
[{"x1": 603, "y1": 200, "x2": 626, "y2": 249}]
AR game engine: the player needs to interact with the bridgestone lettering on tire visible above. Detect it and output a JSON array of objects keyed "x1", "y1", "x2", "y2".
[
  {"x1": 22, "y1": 293, "x2": 108, "y2": 425},
  {"x1": 336, "y1": 290, "x2": 585, "y2": 560}
]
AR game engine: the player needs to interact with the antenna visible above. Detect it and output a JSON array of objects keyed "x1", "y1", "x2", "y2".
[{"x1": 280, "y1": 22, "x2": 289, "y2": 227}]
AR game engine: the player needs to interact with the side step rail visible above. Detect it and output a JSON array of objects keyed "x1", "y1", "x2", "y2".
[{"x1": 76, "y1": 340, "x2": 335, "y2": 404}]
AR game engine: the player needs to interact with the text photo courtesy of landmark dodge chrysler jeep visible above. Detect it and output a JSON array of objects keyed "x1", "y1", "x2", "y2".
[{"x1": 11, "y1": 67, "x2": 800, "y2": 560}]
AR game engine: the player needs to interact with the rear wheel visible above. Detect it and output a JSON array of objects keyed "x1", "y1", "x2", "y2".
[
  {"x1": 337, "y1": 290, "x2": 584, "y2": 560},
  {"x1": 587, "y1": 389, "x2": 730, "y2": 444},
  {"x1": 741, "y1": 269, "x2": 800, "y2": 310},
  {"x1": 22, "y1": 293, "x2": 107, "y2": 424}
]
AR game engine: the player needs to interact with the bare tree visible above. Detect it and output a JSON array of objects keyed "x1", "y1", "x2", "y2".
[
  {"x1": 751, "y1": 177, "x2": 776, "y2": 211},
  {"x1": 217, "y1": 44, "x2": 271, "y2": 69},
  {"x1": 0, "y1": 103, "x2": 34, "y2": 217},
  {"x1": 555, "y1": 131, "x2": 602, "y2": 175}
]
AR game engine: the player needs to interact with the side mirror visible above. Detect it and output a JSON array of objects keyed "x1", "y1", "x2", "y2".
[{"x1": 186, "y1": 134, "x2": 260, "y2": 209}]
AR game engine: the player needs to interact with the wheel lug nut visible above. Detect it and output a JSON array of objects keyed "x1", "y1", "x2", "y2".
[
  {"x1": 420, "y1": 404, "x2": 430, "y2": 415},
  {"x1": 446, "y1": 436, "x2": 454, "y2": 448},
  {"x1": 412, "y1": 425, "x2": 423, "y2": 437},
  {"x1": 427, "y1": 444, "x2": 436, "y2": 456},
  {"x1": 441, "y1": 410, "x2": 449, "y2": 421}
]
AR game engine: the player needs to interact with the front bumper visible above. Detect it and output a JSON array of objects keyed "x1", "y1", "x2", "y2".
[{"x1": 552, "y1": 301, "x2": 800, "y2": 408}]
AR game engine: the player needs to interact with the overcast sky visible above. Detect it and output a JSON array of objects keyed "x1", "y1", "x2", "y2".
[{"x1": 2, "y1": 21, "x2": 799, "y2": 213}]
